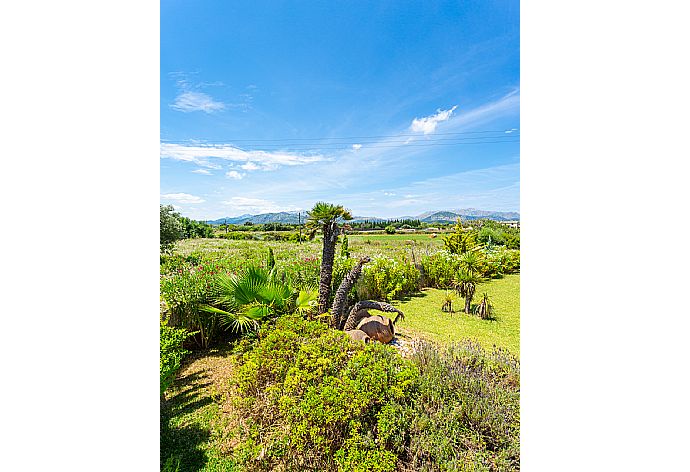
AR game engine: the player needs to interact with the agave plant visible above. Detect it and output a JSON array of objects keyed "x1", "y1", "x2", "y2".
[
  {"x1": 455, "y1": 270, "x2": 482, "y2": 314},
  {"x1": 473, "y1": 292, "x2": 494, "y2": 319},
  {"x1": 201, "y1": 265, "x2": 295, "y2": 332}
]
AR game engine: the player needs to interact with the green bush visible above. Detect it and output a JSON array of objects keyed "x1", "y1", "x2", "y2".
[
  {"x1": 357, "y1": 255, "x2": 420, "y2": 301},
  {"x1": 160, "y1": 267, "x2": 220, "y2": 348},
  {"x1": 228, "y1": 315, "x2": 418, "y2": 471},
  {"x1": 420, "y1": 250, "x2": 459, "y2": 288},
  {"x1": 225, "y1": 318, "x2": 520, "y2": 471},
  {"x1": 160, "y1": 321, "x2": 194, "y2": 396}
]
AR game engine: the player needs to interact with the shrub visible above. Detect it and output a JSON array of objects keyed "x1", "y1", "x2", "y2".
[
  {"x1": 420, "y1": 250, "x2": 458, "y2": 288},
  {"x1": 225, "y1": 319, "x2": 520, "y2": 471},
  {"x1": 227, "y1": 315, "x2": 418, "y2": 471},
  {"x1": 390, "y1": 340, "x2": 520, "y2": 470},
  {"x1": 357, "y1": 255, "x2": 420, "y2": 301},
  {"x1": 384, "y1": 225, "x2": 396, "y2": 234},
  {"x1": 160, "y1": 320, "x2": 194, "y2": 396},
  {"x1": 160, "y1": 266, "x2": 220, "y2": 348}
]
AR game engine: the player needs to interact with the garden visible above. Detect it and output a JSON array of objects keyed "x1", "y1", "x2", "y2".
[{"x1": 160, "y1": 203, "x2": 520, "y2": 471}]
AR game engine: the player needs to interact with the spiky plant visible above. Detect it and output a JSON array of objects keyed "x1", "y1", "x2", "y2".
[
  {"x1": 473, "y1": 292, "x2": 494, "y2": 319},
  {"x1": 305, "y1": 202, "x2": 353, "y2": 314},
  {"x1": 458, "y1": 250, "x2": 482, "y2": 276},
  {"x1": 455, "y1": 270, "x2": 482, "y2": 314},
  {"x1": 201, "y1": 265, "x2": 295, "y2": 332},
  {"x1": 441, "y1": 290, "x2": 454, "y2": 313}
]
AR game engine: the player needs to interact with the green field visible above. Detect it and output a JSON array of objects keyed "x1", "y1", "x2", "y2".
[{"x1": 393, "y1": 274, "x2": 520, "y2": 355}]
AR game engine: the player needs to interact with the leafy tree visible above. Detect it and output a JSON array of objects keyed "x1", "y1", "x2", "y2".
[
  {"x1": 442, "y1": 218, "x2": 478, "y2": 254},
  {"x1": 306, "y1": 202, "x2": 353, "y2": 314},
  {"x1": 160, "y1": 205, "x2": 184, "y2": 254},
  {"x1": 384, "y1": 225, "x2": 396, "y2": 234}
]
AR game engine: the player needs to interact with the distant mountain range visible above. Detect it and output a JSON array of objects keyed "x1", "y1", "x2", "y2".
[{"x1": 207, "y1": 209, "x2": 519, "y2": 225}]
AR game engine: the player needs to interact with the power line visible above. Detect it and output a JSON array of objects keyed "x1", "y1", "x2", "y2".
[{"x1": 161, "y1": 129, "x2": 520, "y2": 143}]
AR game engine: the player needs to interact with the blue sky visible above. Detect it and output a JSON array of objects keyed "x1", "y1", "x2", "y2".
[{"x1": 160, "y1": 0, "x2": 519, "y2": 220}]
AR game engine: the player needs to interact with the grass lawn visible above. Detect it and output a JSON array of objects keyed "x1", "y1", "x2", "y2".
[{"x1": 392, "y1": 274, "x2": 520, "y2": 355}]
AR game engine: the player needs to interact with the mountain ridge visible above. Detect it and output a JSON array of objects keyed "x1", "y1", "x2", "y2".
[{"x1": 207, "y1": 209, "x2": 520, "y2": 225}]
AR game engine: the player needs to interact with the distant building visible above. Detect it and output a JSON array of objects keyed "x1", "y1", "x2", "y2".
[{"x1": 500, "y1": 220, "x2": 520, "y2": 229}]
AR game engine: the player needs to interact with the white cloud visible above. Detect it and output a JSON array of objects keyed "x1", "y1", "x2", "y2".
[
  {"x1": 160, "y1": 143, "x2": 326, "y2": 170},
  {"x1": 192, "y1": 169, "x2": 212, "y2": 175},
  {"x1": 226, "y1": 170, "x2": 244, "y2": 180},
  {"x1": 352, "y1": 144, "x2": 362, "y2": 151},
  {"x1": 240, "y1": 162, "x2": 260, "y2": 171},
  {"x1": 160, "y1": 193, "x2": 205, "y2": 204},
  {"x1": 410, "y1": 105, "x2": 458, "y2": 134},
  {"x1": 221, "y1": 197, "x2": 297, "y2": 214},
  {"x1": 171, "y1": 91, "x2": 225, "y2": 113},
  {"x1": 383, "y1": 192, "x2": 396, "y2": 196},
  {"x1": 505, "y1": 128, "x2": 518, "y2": 134}
]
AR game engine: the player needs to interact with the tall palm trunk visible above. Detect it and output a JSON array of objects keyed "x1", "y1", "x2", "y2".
[
  {"x1": 331, "y1": 256, "x2": 370, "y2": 329},
  {"x1": 317, "y1": 221, "x2": 339, "y2": 314}
]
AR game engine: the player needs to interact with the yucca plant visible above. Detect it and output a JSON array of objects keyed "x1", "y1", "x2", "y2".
[
  {"x1": 473, "y1": 292, "x2": 494, "y2": 319},
  {"x1": 455, "y1": 270, "x2": 482, "y2": 314},
  {"x1": 201, "y1": 265, "x2": 295, "y2": 333},
  {"x1": 441, "y1": 290, "x2": 454, "y2": 313}
]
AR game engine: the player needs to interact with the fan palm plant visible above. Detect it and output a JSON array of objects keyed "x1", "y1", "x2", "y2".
[
  {"x1": 305, "y1": 202, "x2": 353, "y2": 314},
  {"x1": 457, "y1": 250, "x2": 482, "y2": 276},
  {"x1": 201, "y1": 265, "x2": 295, "y2": 332},
  {"x1": 455, "y1": 270, "x2": 482, "y2": 314}
]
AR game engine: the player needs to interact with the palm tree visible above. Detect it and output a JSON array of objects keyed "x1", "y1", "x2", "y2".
[{"x1": 306, "y1": 202, "x2": 353, "y2": 314}]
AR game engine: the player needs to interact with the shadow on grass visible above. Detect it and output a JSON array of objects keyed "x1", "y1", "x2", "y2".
[
  {"x1": 160, "y1": 370, "x2": 215, "y2": 471},
  {"x1": 161, "y1": 407, "x2": 210, "y2": 471},
  {"x1": 395, "y1": 290, "x2": 429, "y2": 303}
]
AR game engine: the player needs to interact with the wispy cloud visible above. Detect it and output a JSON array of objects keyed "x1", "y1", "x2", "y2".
[
  {"x1": 161, "y1": 193, "x2": 205, "y2": 204},
  {"x1": 352, "y1": 144, "x2": 362, "y2": 151},
  {"x1": 192, "y1": 169, "x2": 212, "y2": 175},
  {"x1": 410, "y1": 105, "x2": 458, "y2": 134},
  {"x1": 221, "y1": 197, "x2": 297, "y2": 215},
  {"x1": 240, "y1": 162, "x2": 261, "y2": 171},
  {"x1": 226, "y1": 170, "x2": 244, "y2": 180},
  {"x1": 171, "y1": 91, "x2": 225, "y2": 113},
  {"x1": 160, "y1": 143, "x2": 327, "y2": 170}
]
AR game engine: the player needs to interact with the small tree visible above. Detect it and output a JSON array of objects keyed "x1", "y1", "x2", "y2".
[
  {"x1": 384, "y1": 225, "x2": 396, "y2": 234},
  {"x1": 160, "y1": 205, "x2": 184, "y2": 254},
  {"x1": 443, "y1": 218, "x2": 478, "y2": 254}
]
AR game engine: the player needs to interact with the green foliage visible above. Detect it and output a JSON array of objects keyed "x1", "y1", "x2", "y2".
[
  {"x1": 161, "y1": 205, "x2": 184, "y2": 254},
  {"x1": 204, "y1": 265, "x2": 296, "y2": 333},
  {"x1": 228, "y1": 315, "x2": 418, "y2": 471},
  {"x1": 357, "y1": 255, "x2": 420, "y2": 301},
  {"x1": 226, "y1": 317, "x2": 519, "y2": 471},
  {"x1": 306, "y1": 201, "x2": 354, "y2": 229},
  {"x1": 266, "y1": 247, "x2": 275, "y2": 270},
  {"x1": 384, "y1": 225, "x2": 396, "y2": 234},
  {"x1": 340, "y1": 235, "x2": 350, "y2": 258},
  {"x1": 160, "y1": 266, "x2": 220, "y2": 348},
  {"x1": 160, "y1": 320, "x2": 194, "y2": 396},
  {"x1": 442, "y1": 219, "x2": 479, "y2": 254}
]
